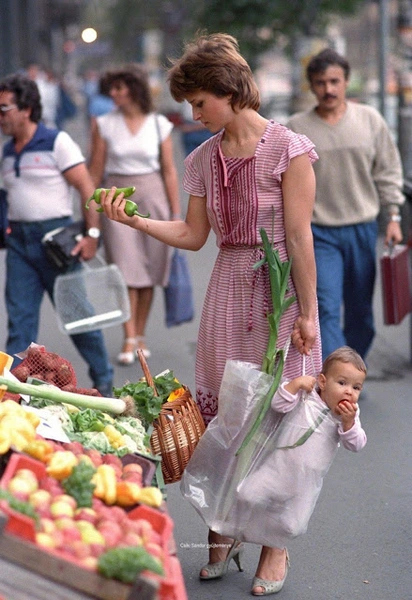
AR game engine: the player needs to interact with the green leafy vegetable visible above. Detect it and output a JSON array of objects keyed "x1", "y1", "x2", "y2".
[
  {"x1": 0, "y1": 488, "x2": 39, "y2": 525},
  {"x1": 98, "y1": 546, "x2": 164, "y2": 583},
  {"x1": 69, "y1": 408, "x2": 108, "y2": 432},
  {"x1": 67, "y1": 431, "x2": 114, "y2": 454},
  {"x1": 61, "y1": 459, "x2": 96, "y2": 507},
  {"x1": 113, "y1": 370, "x2": 181, "y2": 426}
]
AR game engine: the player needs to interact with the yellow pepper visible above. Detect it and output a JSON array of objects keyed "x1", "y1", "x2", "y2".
[
  {"x1": 1, "y1": 415, "x2": 36, "y2": 440},
  {"x1": 115, "y1": 480, "x2": 141, "y2": 507},
  {"x1": 0, "y1": 426, "x2": 12, "y2": 454},
  {"x1": 0, "y1": 399, "x2": 41, "y2": 454},
  {"x1": 23, "y1": 438, "x2": 55, "y2": 463},
  {"x1": 21, "y1": 410, "x2": 41, "y2": 428},
  {"x1": 91, "y1": 464, "x2": 117, "y2": 505},
  {"x1": 46, "y1": 450, "x2": 78, "y2": 480},
  {"x1": 103, "y1": 424, "x2": 126, "y2": 450},
  {"x1": 135, "y1": 486, "x2": 163, "y2": 508},
  {"x1": 166, "y1": 378, "x2": 186, "y2": 402},
  {"x1": 9, "y1": 431, "x2": 34, "y2": 452},
  {"x1": 0, "y1": 399, "x2": 26, "y2": 417},
  {"x1": 0, "y1": 426, "x2": 31, "y2": 453},
  {"x1": 167, "y1": 387, "x2": 186, "y2": 402},
  {"x1": 0, "y1": 415, "x2": 37, "y2": 453}
]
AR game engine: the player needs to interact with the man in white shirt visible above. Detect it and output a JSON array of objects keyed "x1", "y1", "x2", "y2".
[{"x1": 0, "y1": 73, "x2": 113, "y2": 394}]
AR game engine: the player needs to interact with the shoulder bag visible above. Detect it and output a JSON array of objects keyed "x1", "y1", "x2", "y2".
[
  {"x1": 155, "y1": 115, "x2": 195, "y2": 327},
  {"x1": 164, "y1": 248, "x2": 194, "y2": 327},
  {"x1": 41, "y1": 221, "x2": 85, "y2": 270}
]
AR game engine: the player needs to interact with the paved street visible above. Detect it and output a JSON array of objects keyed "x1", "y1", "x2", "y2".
[{"x1": 1, "y1": 113, "x2": 412, "y2": 599}]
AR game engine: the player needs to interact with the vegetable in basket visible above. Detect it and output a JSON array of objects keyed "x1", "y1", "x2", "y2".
[{"x1": 113, "y1": 369, "x2": 183, "y2": 426}]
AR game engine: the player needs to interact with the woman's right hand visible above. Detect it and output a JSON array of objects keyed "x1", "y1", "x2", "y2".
[
  {"x1": 100, "y1": 187, "x2": 140, "y2": 227},
  {"x1": 291, "y1": 315, "x2": 317, "y2": 355}
]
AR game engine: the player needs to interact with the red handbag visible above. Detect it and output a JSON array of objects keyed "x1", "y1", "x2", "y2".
[{"x1": 380, "y1": 244, "x2": 412, "y2": 325}]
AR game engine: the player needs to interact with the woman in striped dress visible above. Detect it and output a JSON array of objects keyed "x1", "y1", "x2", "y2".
[{"x1": 101, "y1": 33, "x2": 321, "y2": 597}]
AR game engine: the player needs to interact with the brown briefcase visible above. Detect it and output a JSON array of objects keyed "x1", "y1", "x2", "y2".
[{"x1": 380, "y1": 244, "x2": 412, "y2": 325}]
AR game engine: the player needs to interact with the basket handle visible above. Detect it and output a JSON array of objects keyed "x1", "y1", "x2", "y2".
[{"x1": 137, "y1": 349, "x2": 158, "y2": 396}]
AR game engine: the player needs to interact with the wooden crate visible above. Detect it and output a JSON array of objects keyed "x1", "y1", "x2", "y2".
[{"x1": 0, "y1": 513, "x2": 158, "y2": 600}]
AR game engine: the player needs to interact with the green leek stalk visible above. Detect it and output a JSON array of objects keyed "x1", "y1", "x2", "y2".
[
  {"x1": 0, "y1": 377, "x2": 126, "y2": 414},
  {"x1": 277, "y1": 408, "x2": 329, "y2": 449},
  {"x1": 236, "y1": 227, "x2": 296, "y2": 455}
]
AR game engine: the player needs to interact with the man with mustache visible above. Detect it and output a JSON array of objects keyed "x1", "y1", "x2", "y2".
[{"x1": 287, "y1": 48, "x2": 404, "y2": 363}]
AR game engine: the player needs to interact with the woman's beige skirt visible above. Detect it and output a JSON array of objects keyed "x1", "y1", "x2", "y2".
[{"x1": 101, "y1": 172, "x2": 172, "y2": 288}]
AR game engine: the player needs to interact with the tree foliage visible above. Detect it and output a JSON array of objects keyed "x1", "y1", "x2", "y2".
[
  {"x1": 190, "y1": 0, "x2": 366, "y2": 66},
  {"x1": 89, "y1": 0, "x2": 366, "y2": 67}
]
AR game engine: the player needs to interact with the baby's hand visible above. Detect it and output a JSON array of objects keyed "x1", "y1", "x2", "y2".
[
  {"x1": 299, "y1": 375, "x2": 317, "y2": 392},
  {"x1": 285, "y1": 375, "x2": 316, "y2": 396},
  {"x1": 336, "y1": 400, "x2": 357, "y2": 431}
]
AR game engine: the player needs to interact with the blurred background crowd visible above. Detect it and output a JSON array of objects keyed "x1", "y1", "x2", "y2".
[{"x1": 1, "y1": 0, "x2": 412, "y2": 176}]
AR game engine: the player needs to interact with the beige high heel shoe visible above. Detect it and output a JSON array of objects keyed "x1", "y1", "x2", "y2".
[
  {"x1": 117, "y1": 337, "x2": 137, "y2": 365},
  {"x1": 251, "y1": 549, "x2": 290, "y2": 596},
  {"x1": 199, "y1": 540, "x2": 244, "y2": 580}
]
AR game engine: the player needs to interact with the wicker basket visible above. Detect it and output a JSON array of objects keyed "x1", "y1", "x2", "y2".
[{"x1": 137, "y1": 350, "x2": 206, "y2": 484}]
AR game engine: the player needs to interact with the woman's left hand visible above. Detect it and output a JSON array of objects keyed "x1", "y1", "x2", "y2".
[
  {"x1": 73, "y1": 236, "x2": 99, "y2": 261},
  {"x1": 291, "y1": 315, "x2": 317, "y2": 355}
]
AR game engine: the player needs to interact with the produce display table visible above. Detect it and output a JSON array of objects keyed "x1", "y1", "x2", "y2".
[
  {"x1": 0, "y1": 508, "x2": 186, "y2": 600},
  {"x1": 0, "y1": 517, "x2": 157, "y2": 599},
  {"x1": 0, "y1": 346, "x2": 191, "y2": 600}
]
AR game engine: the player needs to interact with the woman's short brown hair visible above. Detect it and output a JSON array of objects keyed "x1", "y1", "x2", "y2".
[
  {"x1": 104, "y1": 64, "x2": 153, "y2": 113},
  {"x1": 168, "y1": 33, "x2": 260, "y2": 111}
]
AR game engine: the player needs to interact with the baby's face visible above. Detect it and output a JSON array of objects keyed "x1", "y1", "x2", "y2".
[{"x1": 318, "y1": 361, "x2": 365, "y2": 416}]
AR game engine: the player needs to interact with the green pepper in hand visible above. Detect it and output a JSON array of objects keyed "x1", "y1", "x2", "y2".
[{"x1": 85, "y1": 187, "x2": 150, "y2": 218}]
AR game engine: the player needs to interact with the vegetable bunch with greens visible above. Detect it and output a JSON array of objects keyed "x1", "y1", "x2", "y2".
[
  {"x1": 236, "y1": 227, "x2": 296, "y2": 455},
  {"x1": 113, "y1": 370, "x2": 182, "y2": 427}
]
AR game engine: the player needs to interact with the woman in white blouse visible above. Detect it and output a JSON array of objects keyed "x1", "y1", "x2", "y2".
[{"x1": 89, "y1": 64, "x2": 181, "y2": 364}]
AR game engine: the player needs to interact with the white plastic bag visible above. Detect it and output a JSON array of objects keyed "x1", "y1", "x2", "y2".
[
  {"x1": 181, "y1": 360, "x2": 340, "y2": 548},
  {"x1": 180, "y1": 360, "x2": 281, "y2": 537}
]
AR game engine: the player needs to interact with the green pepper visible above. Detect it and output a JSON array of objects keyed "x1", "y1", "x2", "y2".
[
  {"x1": 85, "y1": 187, "x2": 150, "y2": 218},
  {"x1": 124, "y1": 199, "x2": 150, "y2": 218}
]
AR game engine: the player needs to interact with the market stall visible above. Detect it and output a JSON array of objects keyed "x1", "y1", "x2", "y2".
[{"x1": 0, "y1": 345, "x2": 204, "y2": 600}]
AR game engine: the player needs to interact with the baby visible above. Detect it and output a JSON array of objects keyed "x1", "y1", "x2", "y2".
[
  {"x1": 235, "y1": 346, "x2": 367, "y2": 547},
  {"x1": 274, "y1": 345, "x2": 367, "y2": 451}
]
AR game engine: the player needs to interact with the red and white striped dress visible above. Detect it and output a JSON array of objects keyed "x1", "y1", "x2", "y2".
[{"x1": 183, "y1": 120, "x2": 322, "y2": 424}]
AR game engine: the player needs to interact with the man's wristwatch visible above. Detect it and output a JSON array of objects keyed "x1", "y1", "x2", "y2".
[
  {"x1": 86, "y1": 227, "x2": 101, "y2": 239},
  {"x1": 389, "y1": 214, "x2": 402, "y2": 223}
]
